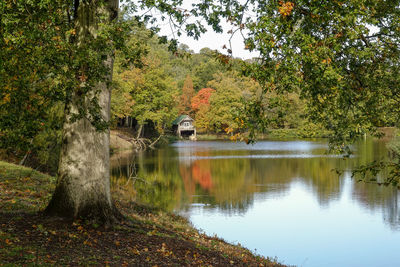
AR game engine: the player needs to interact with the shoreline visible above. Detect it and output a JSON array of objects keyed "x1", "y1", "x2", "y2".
[{"x1": 0, "y1": 161, "x2": 285, "y2": 266}]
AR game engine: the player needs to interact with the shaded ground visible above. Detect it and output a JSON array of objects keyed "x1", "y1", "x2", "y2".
[{"x1": 0, "y1": 161, "x2": 285, "y2": 266}]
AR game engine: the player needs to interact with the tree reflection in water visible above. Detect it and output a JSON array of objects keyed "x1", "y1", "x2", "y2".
[{"x1": 111, "y1": 138, "x2": 400, "y2": 229}]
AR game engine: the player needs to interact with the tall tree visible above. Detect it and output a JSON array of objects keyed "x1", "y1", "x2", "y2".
[
  {"x1": 191, "y1": 88, "x2": 215, "y2": 113},
  {"x1": 207, "y1": 72, "x2": 260, "y2": 133},
  {"x1": 178, "y1": 75, "x2": 195, "y2": 115},
  {"x1": 0, "y1": 0, "x2": 67, "y2": 160},
  {"x1": 45, "y1": 0, "x2": 121, "y2": 222},
  {"x1": 113, "y1": 53, "x2": 178, "y2": 136},
  {"x1": 3, "y1": 0, "x2": 398, "y2": 224},
  {"x1": 191, "y1": 88, "x2": 215, "y2": 132},
  {"x1": 213, "y1": 0, "x2": 399, "y2": 182},
  {"x1": 1, "y1": 0, "x2": 217, "y2": 223},
  {"x1": 192, "y1": 61, "x2": 221, "y2": 91},
  {"x1": 239, "y1": 1, "x2": 400, "y2": 148}
]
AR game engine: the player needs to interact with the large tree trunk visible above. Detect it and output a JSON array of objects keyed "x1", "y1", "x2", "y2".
[{"x1": 45, "y1": 0, "x2": 120, "y2": 223}]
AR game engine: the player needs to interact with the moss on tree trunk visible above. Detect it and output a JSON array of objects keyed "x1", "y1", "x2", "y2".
[{"x1": 45, "y1": 0, "x2": 120, "y2": 224}]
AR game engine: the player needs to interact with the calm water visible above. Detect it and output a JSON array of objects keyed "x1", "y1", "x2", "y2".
[{"x1": 111, "y1": 139, "x2": 400, "y2": 267}]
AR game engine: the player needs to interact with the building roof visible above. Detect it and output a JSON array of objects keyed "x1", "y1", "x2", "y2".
[{"x1": 172, "y1": 115, "x2": 193, "y2": 125}]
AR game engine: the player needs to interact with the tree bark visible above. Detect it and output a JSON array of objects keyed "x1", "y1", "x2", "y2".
[
  {"x1": 45, "y1": 0, "x2": 120, "y2": 223},
  {"x1": 136, "y1": 124, "x2": 143, "y2": 139}
]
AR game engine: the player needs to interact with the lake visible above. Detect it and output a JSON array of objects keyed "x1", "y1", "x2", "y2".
[{"x1": 111, "y1": 138, "x2": 400, "y2": 267}]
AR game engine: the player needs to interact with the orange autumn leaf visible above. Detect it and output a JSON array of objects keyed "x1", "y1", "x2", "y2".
[
  {"x1": 278, "y1": 1, "x2": 294, "y2": 17},
  {"x1": 2, "y1": 93, "x2": 11, "y2": 104},
  {"x1": 191, "y1": 88, "x2": 215, "y2": 111}
]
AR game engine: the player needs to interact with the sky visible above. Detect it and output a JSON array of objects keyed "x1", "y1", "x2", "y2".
[
  {"x1": 157, "y1": 19, "x2": 259, "y2": 60},
  {"x1": 133, "y1": 1, "x2": 259, "y2": 60}
]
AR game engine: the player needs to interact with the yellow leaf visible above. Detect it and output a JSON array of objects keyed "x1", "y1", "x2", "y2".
[
  {"x1": 2, "y1": 93, "x2": 10, "y2": 104},
  {"x1": 131, "y1": 248, "x2": 140, "y2": 255}
]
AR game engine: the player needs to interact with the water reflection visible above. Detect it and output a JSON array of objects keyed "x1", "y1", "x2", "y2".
[
  {"x1": 111, "y1": 138, "x2": 399, "y2": 227},
  {"x1": 111, "y1": 138, "x2": 400, "y2": 266}
]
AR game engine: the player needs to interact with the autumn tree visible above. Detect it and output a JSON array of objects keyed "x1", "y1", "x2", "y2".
[
  {"x1": 1, "y1": 0, "x2": 234, "y2": 223},
  {"x1": 191, "y1": 88, "x2": 215, "y2": 113},
  {"x1": 3, "y1": 0, "x2": 399, "y2": 223},
  {"x1": 3, "y1": 0, "x2": 236, "y2": 223},
  {"x1": 112, "y1": 28, "x2": 179, "y2": 137},
  {"x1": 43, "y1": 0, "x2": 122, "y2": 222},
  {"x1": 0, "y1": 0, "x2": 67, "y2": 162},
  {"x1": 238, "y1": 1, "x2": 400, "y2": 146},
  {"x1": 157, "y1": 0, "x2": 397, "y2": 153},
  {"x1": 191, "y1": 88, "x2": 215, "y2": 132},
  {"x1": 111, "y1": 25, "x2": 151, "y2": 123},
  {"x1": 2, "y1": 0, "x2": 149, "y2": 222},
  {"x1": 124, "y1": 61, "x2": 178, "y2": 136},
  {"x1": 206, "y1": 72, "x2": 260, "y2": 133},
  {"x1": 209, "y1": 0, "x2": 399, "y2": 182},
  {"x1": 261, "y1": 90, "x2": 306, "y2": 129},
  {"x1": 178, "y1": 75, "x2": 195, "y2": 115},
  {"x1": 111, "y1": 70, "x2": 136, "y2": 122}
]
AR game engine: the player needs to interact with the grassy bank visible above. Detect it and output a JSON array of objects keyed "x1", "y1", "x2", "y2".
[
  {"x1": 262, "y1": 128, "x2": 330, "y2": 139},
  {"x1": 196, "y1": 134, "x2": 230, "y2": 141},
  {"x1": 0, "y1": 161, "x2": 284, "y2": 266},
  {"x1": 196, "y1": 128, "x2": 330, "y2": 141}
]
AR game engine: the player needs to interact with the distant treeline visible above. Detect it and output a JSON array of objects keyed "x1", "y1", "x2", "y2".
[{"x1": 111, "y1": 24, "x2": 326, "y2": 138}]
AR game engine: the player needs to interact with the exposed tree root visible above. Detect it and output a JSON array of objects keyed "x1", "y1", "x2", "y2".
[
  {"x1": 116, "y1": 133, "x2": 163, "y2": 151},
  {"x1": 45, "y1": 185, "x2": 124, "y2": 225}
]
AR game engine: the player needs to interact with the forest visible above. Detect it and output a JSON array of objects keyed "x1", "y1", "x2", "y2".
[
  {"x1": 0, "y1": 21, "x2": 328, "y2": 174},
  {"x1": 1, "y1": 1, "x2": 399, "y2": 176},
  {"x1": 1, "y1": 0, "x2": 400, "y2": 266},
  {"x1": 111, "y1": 24, "x2": 319, "y2": 138}
]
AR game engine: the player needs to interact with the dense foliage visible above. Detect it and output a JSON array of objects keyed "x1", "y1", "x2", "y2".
[
  {"x1": 238, "y1": 0, "x2": 400, "y2": 149},
  {"x1": 0, "y1": 1, "x2": 67, "y2": 163},
  {"x1": 2, "y1": 0, "x2": 400, "y2": 185},
  {"x1": 236, "y1": 0, "x2": 400, "y2": 183},
  {"x1": 110, "y1": 23, "x2": 314, "y2": 137}
]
